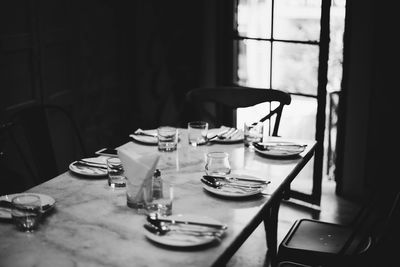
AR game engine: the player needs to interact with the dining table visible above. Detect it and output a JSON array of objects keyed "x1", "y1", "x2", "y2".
[{"x1": 0, "y1": 128, "x2": 316, "y2": 267}]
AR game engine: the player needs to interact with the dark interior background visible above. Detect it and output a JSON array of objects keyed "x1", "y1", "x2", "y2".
[
  {"x1": 0, "y1": 1, "x2": 397, "y2": 200},
  {"x1": 1, "y1": 1, "x2": 222, "y2": 150}
]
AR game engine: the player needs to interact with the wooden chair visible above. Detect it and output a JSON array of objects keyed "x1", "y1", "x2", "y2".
[
  {"x1": 4, "y1": 104, "x2": 87, "y2": 188},
  {"x1": 185, "y1": 86, "x2": 291, "y2": 136},
  {"x1": 277, "y1": 187, "x2": 400, "y2": 267}
]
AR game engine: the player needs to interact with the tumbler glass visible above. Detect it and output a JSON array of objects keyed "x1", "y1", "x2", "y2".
[{"x1": 205, "y1": 152, "x2": 231, "y2": 176}]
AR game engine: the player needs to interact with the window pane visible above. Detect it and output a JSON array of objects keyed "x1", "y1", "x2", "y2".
[
  {"x1": 237, "y1": 0, "x2": 272, "y2": 39},
  {"x1": 327, "y1": 2, "x2": 345, "y2": 92},
  {"x1": 274, "y1": 0, "x2": 321, "y2": 41},
  {"x1": 237, "y1": 39, "x2": 271, "y2": 87},
  {"x1": 236, "y1": 95, "x2": 316, "y2": 139},
  {"x1": 272, "y1": 42, "x2": 319, "y2": 95},
  {"x1": 237, "y1": 102, "x2": 270, "y2": 131},
  {"x1": 279, "y1": 95, "x2": 317, "y2": 139}
]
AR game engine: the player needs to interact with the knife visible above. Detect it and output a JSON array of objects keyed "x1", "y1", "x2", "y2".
[
  {"x1": 203, "y1": 175, "x2": 270, "y2": 184},
  {"x1": 147, "y1": 214, "x2": 228, "y2": 230}
]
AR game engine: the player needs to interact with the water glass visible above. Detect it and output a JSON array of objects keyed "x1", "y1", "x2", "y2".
[
  {"x1": 205, "y1": 152, "x2": 231, "y2": 176},
  {"x1": 188, "y1": 121, "x2": 208, "y2": 146},
  {"x1": 107, "y1": 157, "x2": 126, "y2": 188},
  {"x1": 11, "y1": 194, "x2": 42, "y2": 232},
  {"x1": 157, "y1": 126, "x2": 178, "y2": 152},
  {"x1": 244, "y1": 122, "x2": 264, "y2": 148},
  {"x1": 144, "y1": 179, "x2": 173, "y2": 216}
]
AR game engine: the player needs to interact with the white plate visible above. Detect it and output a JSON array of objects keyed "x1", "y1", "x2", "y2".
[
  {"x1": 69, "y1": 156, "x2": 108, "y2": 177},
  {"x1": 0, "y1": 193, "x2": 56, "y2": 220},
  {"x1": 144, "y1": 214, "x2": 225, "y2": 247},
  {"x1": 130, "y1": 129, "x2": 181, "y2": 145},
  {"x1": 202, "y1": 184, "x2": 264, "y2": 198},
  {"x1": 254, "y1": 141, "x2": 306, "y2": 158}
]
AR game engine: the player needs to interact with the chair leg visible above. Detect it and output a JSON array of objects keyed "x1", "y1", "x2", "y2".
[{"x1": 264, "y1": 198, "x2": 281, "y2": 267}]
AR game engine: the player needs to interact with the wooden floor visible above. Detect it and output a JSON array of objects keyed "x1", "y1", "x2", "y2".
[{"x1": 226, "y1": 178, "x2": 361, "y2": 267}]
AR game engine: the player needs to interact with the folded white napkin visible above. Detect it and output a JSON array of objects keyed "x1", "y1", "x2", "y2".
[
  {"x1": 207, "y1": 126, "x2": 231, "y2": 137},
  {"x1": 134, "y1": 128, "x2": 157, "y2": 136},
  {"x1": 118, "y1": 149, "x2": 160, "y2": 203}
]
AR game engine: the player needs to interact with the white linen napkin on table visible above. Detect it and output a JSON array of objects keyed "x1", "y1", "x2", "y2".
[{"x1": 117, "y1": 149, "x2": 160, "y2": 204}]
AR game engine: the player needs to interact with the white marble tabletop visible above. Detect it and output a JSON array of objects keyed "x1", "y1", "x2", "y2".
[{"x1": 0, "y1": 129, "x2": 316, "y2": 267}]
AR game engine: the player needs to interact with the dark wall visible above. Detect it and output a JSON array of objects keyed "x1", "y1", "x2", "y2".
[
  {"x1": 0, "y1": 1, "x2": 220, "y2": 192},
  {"x1": 1, "y1": 0, "x2": 213, "y2": 152}
]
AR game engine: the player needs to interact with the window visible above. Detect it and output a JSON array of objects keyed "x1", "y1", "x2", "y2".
[{"x1": 233, "y1": 0, "x2": 346, "y2": 205}]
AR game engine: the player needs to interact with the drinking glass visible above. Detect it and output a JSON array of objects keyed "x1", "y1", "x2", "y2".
[
  {"x1": 244, "y1": 122, "x2": 264, "y2": 148},
  {"x1": 11, "y1": 194, "x2": 42, "y2": 232},
  {"x1": 205, "y1": 152, "x2": 231, "y2": 176},
  {"x1": 107, "y1": 157, "x2": 126, "y2": 188},
  {"x1": 144, "y1": 179, "x2": 173, "y2": 216},
  {"x1": 157, "y1": 126, "x2": 178, "y2": 152},
  {"x1": 188, "y1": 121, "x2": 208, "y2": 146}
]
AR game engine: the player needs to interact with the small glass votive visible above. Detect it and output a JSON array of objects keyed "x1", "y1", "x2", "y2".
[
  {"x1": 11, "y1": 194, "x2": 42, "y2": 232},
  {"x1": 205, "y1": 151, "x2": 231, "y2": 176},
  {"x1": 144, "y1": 179, "x2": 173, "y2": 216},
  {"x1": 244, "y1": 122, "x2": 264, "y2": 148},
  {"x1": 107, "y1": 157, "x2": 126, "y2": 188},
  {"x1": 157, "y1": 126, "x2": 178, "y2": 152},
  {"x1": 188, "y1": 121, "x2": 208, "y2": 146}
]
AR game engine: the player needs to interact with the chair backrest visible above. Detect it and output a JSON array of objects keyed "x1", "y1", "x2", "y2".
[
  {"x1": 185, "y1": 86, "x2": 291, "y2": 136},
  {"x1": 339, "y1": 187, "x2": 400, "y2": 265},
  {"x1": 4, "y1": 104, "x2": 87, "y2": 189},
  {"x1": 353, "y1": 188, "x2": 400, "y2": 266},
  {"x1": 0, "y1": 121, "x2": 32, "y2": 194}
]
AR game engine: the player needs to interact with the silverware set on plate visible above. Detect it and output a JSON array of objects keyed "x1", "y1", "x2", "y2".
[
  {"x1": 132, "y1": 129, "x2": 158, "y2": 138},
  {"x1": 73, "y1": 160, "x2": 107, "y2": 169},
  {"x1": 252, "y1": 142, "x2": 307, "y2": 151},
  {"x1": 201, "y1": 175, "x2": 270, "y2": 192},
  {"x1": 208, "y1": 127, "x2": 239, "y2": 141},
  {"x1": 144, "y1": 213, "x2": 227, "y2": 239},
  {"x1": 0, "y1": 199, "x2": 52, "y2": 212}
]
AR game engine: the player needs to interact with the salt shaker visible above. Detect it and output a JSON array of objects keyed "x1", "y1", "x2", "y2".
[{"x1": 152, "y1": 169, "x2": 163, "y2": 198}]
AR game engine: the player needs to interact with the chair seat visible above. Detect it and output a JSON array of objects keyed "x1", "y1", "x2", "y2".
[
  {"x1": 282, "y1": 219, "x2": 352, "y2": 253},
  {"x1": 278, "y1": 190, "x2": 400, "y2": 267},
  {"x1": 278, "y1": 219, "x2": 369, "y2": 266}
]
